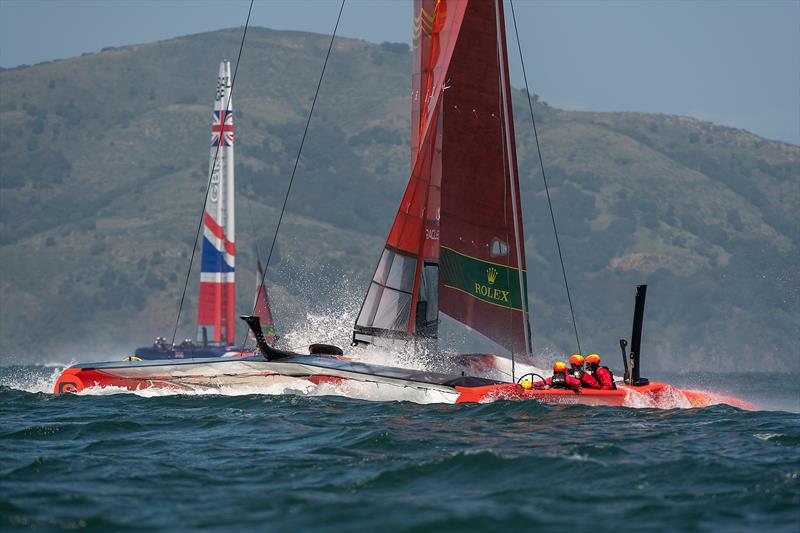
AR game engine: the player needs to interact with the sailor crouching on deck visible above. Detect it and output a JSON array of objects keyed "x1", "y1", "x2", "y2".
[
  {"x1": 533, "y1": 361, "x2": 582, "y2": 392},
  {"x1": 585, "y1": 354, "x2": 616, "y2": 390},
  {"x1": 568, "y1": 354, "x2": 601, "y2": 390}
]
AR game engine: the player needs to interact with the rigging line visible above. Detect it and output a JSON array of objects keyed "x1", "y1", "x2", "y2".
[
  {"x1": 509, "y1": 0, "x2": 582, "y2": 355},
  {"x1": 495, "y1": 0, "x2": 530, "y2": 362},
  {"x1": 170, "y1": 0, "x2": 255, "y2": 348},
  {"x1": 498, "y1": 56, "x2": 514, "y2": 382},
  {"x1": 240, "y1": 0, "x2": 346, "y2": 352}
]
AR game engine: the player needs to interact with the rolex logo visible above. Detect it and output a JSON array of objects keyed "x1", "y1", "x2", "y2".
[{"x1": 474, "y1": 267, "x2": 510, "y2": 303}]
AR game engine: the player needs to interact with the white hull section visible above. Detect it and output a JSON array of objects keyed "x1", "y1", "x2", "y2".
[{"x1": 73, "y1": 357, "x2": 463, "y2": 404}]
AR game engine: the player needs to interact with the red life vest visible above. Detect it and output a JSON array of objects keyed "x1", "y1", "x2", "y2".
[
  {"x1": 589, "y1": 366, "x2": 616, "y2": 390},
  {"x1": 571, "y1": 368, "x2": 600, "y2": 389},
  {"x1": 580, "y1": 372, "x2": 601, "y2": 389}
]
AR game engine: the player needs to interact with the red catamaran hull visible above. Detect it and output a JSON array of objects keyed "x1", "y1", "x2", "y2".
[
  {"x1": 53, "y1": 358, "x2": 755, "y2": 409},
  {"x1": 453, "y1": 383, "x2": 756, "y2": 409}
]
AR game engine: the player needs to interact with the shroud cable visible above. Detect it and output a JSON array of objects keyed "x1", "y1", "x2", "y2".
[
  {"x1": 509, "y1": 0, "x2": 582, "y2": 355},
  {"x1": 239, "y1": 0, "x2": 346, "y2": 352},
  {"x1": 170, "y1": 0, "x2": 254, "y2": 348}
]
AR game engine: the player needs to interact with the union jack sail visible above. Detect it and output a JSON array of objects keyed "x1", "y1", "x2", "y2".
[{"x1": 197, "y1": 61, "x2": 236, "y2": 345}]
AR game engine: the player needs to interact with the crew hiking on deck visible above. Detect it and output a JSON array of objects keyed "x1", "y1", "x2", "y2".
[
  {"x1": 585, "y1": 353, "x2": 616, "y2": 390},
  {"x1": 533, "y1": 361, "x2": 582, "y2": 392},
  {"x1": 524, "y1": 354, "x2": 617, "y2": 393},
  {"x1": 568, "y1": 354, "x2": 601, "y2": 389}
]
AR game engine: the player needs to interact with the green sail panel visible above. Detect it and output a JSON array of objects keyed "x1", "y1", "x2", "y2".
[{"x1": 440, "y1": 246, "x2": 528, "y2": 312}]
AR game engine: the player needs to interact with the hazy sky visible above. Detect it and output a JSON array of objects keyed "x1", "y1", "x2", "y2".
[{"x1": 1, "y1": 0, "x2": 798, "y2": 145}]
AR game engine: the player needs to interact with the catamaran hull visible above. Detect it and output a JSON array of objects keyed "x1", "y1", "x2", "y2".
[
  {"x1": 53, "y1": 356, "x2": 464, "y2": 404},
  {"x1": 53, "y1": 356, "x2": 754, "y2": 409}
]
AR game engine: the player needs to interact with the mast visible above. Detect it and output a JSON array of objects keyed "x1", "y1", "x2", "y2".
[
  {"x1": 197, "y1": 61, "x2": 236, "y2": 346},
  {"x1": 223, "y1": 61, "x2": 236, "y2": 346}
]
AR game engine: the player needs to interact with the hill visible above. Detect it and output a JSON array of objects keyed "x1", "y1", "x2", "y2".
[{"x1": 1, "y1": 27, "x2": 798, "y2": 371}]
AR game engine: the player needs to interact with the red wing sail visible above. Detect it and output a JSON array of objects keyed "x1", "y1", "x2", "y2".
[
  {"x1": 354, "y1": 0, "x2": 531, "y2": 356},
  {"x1": 353, "y1": 0, "x2": 465, "y2": 345},
  {"x1": 352, "y1": 106, "x2": 442, "y2": 343},
  {"x1": 252, "y1": 260, "x2": 277, "y2": 346},
  {"x1": 438, "y1": 0, "x2": 530, "y2": 355}
]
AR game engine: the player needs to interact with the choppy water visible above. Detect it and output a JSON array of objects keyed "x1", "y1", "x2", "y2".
[{"x1": 1, "y1": 365, "x2": 798, "y2": 531}]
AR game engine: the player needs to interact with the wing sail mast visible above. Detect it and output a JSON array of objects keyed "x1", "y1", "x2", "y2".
[{"x1": 197, "y1": 61, "x2": 236, "y2": 346}]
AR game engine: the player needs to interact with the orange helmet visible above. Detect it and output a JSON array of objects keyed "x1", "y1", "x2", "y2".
[
  {"x1": 586, "y1": 354, "x2": 601, "y2": 365},
  {"x1": 569, "y1": 354, "x2": 585, "y2": 367},
  {"x1": 553, "y1": 361, "x2": 568, "y2": 372}
]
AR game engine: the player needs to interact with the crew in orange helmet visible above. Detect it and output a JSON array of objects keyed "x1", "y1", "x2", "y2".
[
  {"x1": 533, "y1": 361, "x2": 582, "y2": 391},
  {"x1": 585, "y1": 354, "x2": 616, "y2": 390},
  {"x1": 568, "y1": 354, "x2": 601, "y2": 389}
]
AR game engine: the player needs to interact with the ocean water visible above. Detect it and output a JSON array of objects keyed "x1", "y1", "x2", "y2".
[{"x1": 1, "y1": 365, "x2": 798, "y2": 532}]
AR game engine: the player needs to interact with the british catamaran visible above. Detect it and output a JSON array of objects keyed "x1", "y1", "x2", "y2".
[
  {"x1": 54, "y1": 1, "x2": 752, "y2": 409},
  {"x1": 131, "y1": 61, "x2": 276, "y2": 360}
]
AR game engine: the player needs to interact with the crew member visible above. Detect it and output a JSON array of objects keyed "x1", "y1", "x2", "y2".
[
  {"x1": 569, "y1": 354, "x2": 600, "y2": 389},
  {"x1": 585, "y1": 353, "x2": 616, "y2": 390},
  {"x1": 533, "y1": 361, "x2": 581, "y2": 392}
]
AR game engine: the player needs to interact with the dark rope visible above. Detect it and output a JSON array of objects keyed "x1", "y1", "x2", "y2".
[
  {"x1": 509, "y1": 0, "x2": 582, "y2": 355},
  {"x1": 240, "y1": 0, "x2": 346, "y2": 352},
  {"x1": 170, "y1": 0, "x2": 254, "y2": 348}
]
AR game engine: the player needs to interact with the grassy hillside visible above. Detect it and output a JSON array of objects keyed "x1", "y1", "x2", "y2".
[{"x1": 1, "y1": 27, "x2": 797, "y2": 371}]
